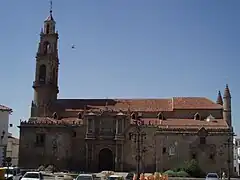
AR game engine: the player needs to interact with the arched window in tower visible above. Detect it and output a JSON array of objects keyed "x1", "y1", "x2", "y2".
[
  {"x1": 43, "y1": 41, "x2": 50, "y2": 54},
  {"x1": 39, "y1": 64, "x2": 46, "y2": 83},
  {"x1": 46, "y1": 24, "x2": 50, "y2": 34}
]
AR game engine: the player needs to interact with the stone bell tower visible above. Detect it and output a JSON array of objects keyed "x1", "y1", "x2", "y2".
[{"x1": 31, "y1": 1, "x2": 59, "y2": 117}]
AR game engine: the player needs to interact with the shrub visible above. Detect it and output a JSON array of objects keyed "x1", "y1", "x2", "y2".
[
  {"x1": 184, "y1": 159, "x2": 204, "y2": 177},
  {"x1": 163, "y1": 170, "x2": 177, "y2": 177},
  {"x1": 176, "y1": 170, "x2": 189, "y2": 177}
]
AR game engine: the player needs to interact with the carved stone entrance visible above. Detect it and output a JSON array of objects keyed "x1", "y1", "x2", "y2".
[{"x1": 99, "y1": 148, "x2": 114, "y2": 171}]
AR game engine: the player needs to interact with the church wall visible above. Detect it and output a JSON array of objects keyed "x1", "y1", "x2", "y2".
[
  {"x1": 155, "y1": 132, "x2": 230, "y2": 174},
  {"x1": 19, "y1": 127, "x2": 37, "y2": 168},
  {"x1": 19, "y1": 126, "x2": 74, "y2": 170},
  {"x1": 140, "y1": 127, "x2": 158, "y2": 172},
  {"x1": 71, "y1": 127, "x2": 86, "y2": 171},
  {"x1": 123, "y1": 126, "x2": 157, "y2": 172}
]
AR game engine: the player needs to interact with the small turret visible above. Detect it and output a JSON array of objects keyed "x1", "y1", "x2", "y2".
[
  {"x1": 30, "y1": 101, "x2": 37, "y2": 117},
  {"x1": 216, "y1": 91, "x2": 223, "y2": 105},
  {"x1": 43, "y1": 1, "x2": 56, "y2": 34},
  {"x1": 223, "y1": 84, "x2": 232, "y2": 126}
]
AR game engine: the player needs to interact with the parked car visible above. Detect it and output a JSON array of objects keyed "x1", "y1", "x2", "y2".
[
  {"x1": 205, "y1": 173, "x2": 219, "y2": 180},
  {"x1": 20, "y1": 172, "x2": 44, "y2": 180},
  {"x1": 107, "y1": 175, "x2": 123, "y2": 180},
  {"x1": 2, "y1": 167, "x2": 21, "y2": 180},
  {"x1": 75, "y1": 174, "x2": 94, "y2": 180}
]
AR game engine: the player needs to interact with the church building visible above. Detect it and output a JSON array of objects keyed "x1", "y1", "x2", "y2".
[{"x1": 18, "y1": 5, "x2": 234, "y2": 175}]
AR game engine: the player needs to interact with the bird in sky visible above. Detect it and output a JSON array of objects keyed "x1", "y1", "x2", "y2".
[{"x1": 71, "y1": 45, "x2": 75, "y2": 49}]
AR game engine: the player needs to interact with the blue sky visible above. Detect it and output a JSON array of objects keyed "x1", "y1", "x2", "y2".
[{"x1": 0, "y1": 0, "x2": 239, "y2": 138}]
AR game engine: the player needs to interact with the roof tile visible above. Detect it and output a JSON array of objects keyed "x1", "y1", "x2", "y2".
[
  {"x1": 57, "y1": 97, "x2": 221, "y2": 112},
  {"x1": 172, "y1": 97, "x2": 222, "y2": 109},
  {"x1": 0, "y1": 105, "x2": 12, "y2": 112}
]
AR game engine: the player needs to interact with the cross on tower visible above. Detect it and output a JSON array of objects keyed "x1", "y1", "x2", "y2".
[{"x1": 50, "y1": 0, "x2": 53, "y2": 14}]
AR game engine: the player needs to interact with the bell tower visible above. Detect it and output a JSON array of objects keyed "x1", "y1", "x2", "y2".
[{"x1": 31, "y1": 1, "x2": 59, "y2": 117}]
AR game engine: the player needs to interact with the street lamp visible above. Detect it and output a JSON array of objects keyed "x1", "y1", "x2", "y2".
[{"x1": 129, "y1": 115, "x2": 146, "y2": 180}]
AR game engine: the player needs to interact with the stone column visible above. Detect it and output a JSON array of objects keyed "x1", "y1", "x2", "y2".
[
  {"x1": 92, "y1": 119, "x2": 95, "y2": 133},
  {"x1": 116, "y1": 119, "x2": 119, "y2": 135},
  {"x1": 121, "y1": 143, "x2": 124, "y2": 171},
  {"x1": 88, "y1": 144, "x2": 92, "y2": 171},
  {"x1": 85, "y1": 143, "x2": 88, "y2": 170},
  {"x1": 98, "y1": 119, "x2": 102, "y2": 135},
  {"x1": 122, "y1": 118, "x2": 124, "y2": 133},
  {"x1": 115, "y1": 143, "x2": 123, "y2": 171},
  {"x1": 115, "y1": 145, "x2": 118, "y2": 171}
]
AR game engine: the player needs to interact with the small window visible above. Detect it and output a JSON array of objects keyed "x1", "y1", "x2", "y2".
[
  {"x1": 43, "y1": 41, "x2": 50, "y2": 54},
  {"x1": 36, "y1": 134, "x2": 45, "y2": 146},
  {"x1": 39, "y1": 64, "x2": 46, "y2": 83},
  {"x1": 209, "y1": 153, "x2": 215, "y2": 160},
  {"x1": 52, "y1": 112, "x2": 58, "y2": 119},
  {"x1": 157, "y1": 112, "x2": 165, "y2": 120},
  {"x1": 200, "y1": 137, "x2": 206, "y2": 144},
  {"x1": 72, "y1": 131, "x2": 77, "y2": 137},
  {"x1": 129, "y1": 133, "x2": 132, "y2": 140},
  {"x1": 131, "y1": 113, "x2": 136, "y2": 120},
  {"x1": 162, "y1": 147, "x2": 166, "y2": 154},
  {"x1": 46, "y1": 24, "x2": 50, "y2": 34},
  {"x1": 169, "y1": 146, "x2": 176, "y2": 156},
  {"x1": 192, "y1": 153, "x2": 196, "y2": 159},
  {"x1": 194, "y1": 113, "x2": 201, "y2": 120},
  {"x1": 78, "y1": 112, "x2": 82, "y2": 119}
]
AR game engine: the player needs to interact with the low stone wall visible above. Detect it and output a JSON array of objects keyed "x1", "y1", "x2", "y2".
[
  {"x1": 168, "y1": 178, "x2": 204, "y2": 180},
  {"x1": 169, "y1": 178, "x2": 240, "y2": 180}
]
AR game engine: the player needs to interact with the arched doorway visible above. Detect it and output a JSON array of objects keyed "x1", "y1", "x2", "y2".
[{"x1": 99, "y1": 148, "x2": 114, "y2": 171}]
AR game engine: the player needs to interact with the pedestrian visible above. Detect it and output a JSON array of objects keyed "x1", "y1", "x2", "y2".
[{"x1": 222, "y1": 171, "x2": 225, "y2": 180}]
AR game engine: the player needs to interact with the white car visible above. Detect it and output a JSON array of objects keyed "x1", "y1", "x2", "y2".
[
  {"x1": 107, "y1": 175, "x2": 123, "y2": 180},
  {"x1": 3, "y1": 167, "x2": 21, "y2": 180},
  {"x1": 21, "y1": 172, "x2": 44, "y2": 180},
  {"x1": 75, "y1": 174, "x2": 94, "y2": 180},
  {"x1": 205, "y1": 173, "x2": 219, "y2": 180}
]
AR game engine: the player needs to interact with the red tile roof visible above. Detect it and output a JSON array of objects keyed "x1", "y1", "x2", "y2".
[
  {"x1": 0, "y1": 105, "x2": 12, "y2": 112},
  {"x1": 57, "y1": 97, "x2": 221, "y2": 112},
  {"x1": 131, "y1": 118, "x2": 229, "y2": 129},
  {"x1": 172, "y1": 97, "x2": 222, "y2": 109}
]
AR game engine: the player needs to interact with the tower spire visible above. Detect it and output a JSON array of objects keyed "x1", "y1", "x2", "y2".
[
  {"x1": 45, "y1": 0, "x2": 55, "y2": 22},
  {"x1": 223, "y1": 84, "x2": 231, "y2": 98},
  {"x1": 216, "y1": 90, "x2": 223, "y2": 105},
  {"x1": 50, "y1": 0, "x2": 53, "y2": 15}
]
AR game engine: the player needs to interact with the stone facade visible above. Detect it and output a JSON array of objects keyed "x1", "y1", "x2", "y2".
[
  {"x1": 7, "y1": 134, "x2": 19, "y2": 166},
  {"x1": 0, "y1": 105, "x2": 12, "y2": 165},
  {"x1": 18, "y1": 7, "x2": 234, "y2": 175}
]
